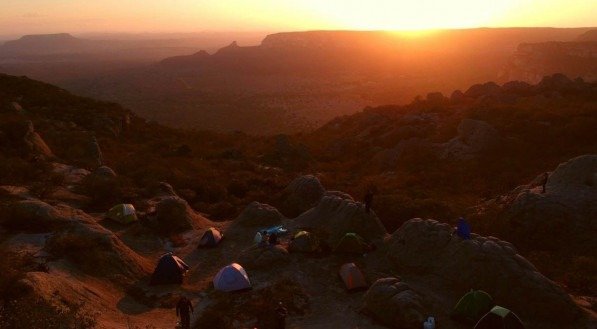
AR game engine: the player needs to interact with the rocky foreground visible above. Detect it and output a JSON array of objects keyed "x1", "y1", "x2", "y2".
[{"x1": 0, "y1": 73, "x2": 595, "y2": 328}]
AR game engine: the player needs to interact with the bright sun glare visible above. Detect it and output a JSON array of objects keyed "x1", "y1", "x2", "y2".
[
  {"x1": 290, "y1": 0, "x2": 522, "y2": 30},
  {"x1": 0, "y1": 0, "x2": 594, "y2": 35}
]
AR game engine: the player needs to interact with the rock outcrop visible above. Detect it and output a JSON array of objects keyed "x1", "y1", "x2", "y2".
[
  {"x1": 464, "y1": 82, "x2": 502, "y2": 98},
  {"x1": 293, "y1": 195, "x2": 387, "y2": 245},
  {"x1": 21, "y1": 121, "x2": 53, "y2": 159},
  {"x1": 82, "y1": 165, "x2": 118, "y2": 198},
  {"x1": 50, "y1": 163, "x2": 90, "y2": 186},
  {"x1": 362, "y1": 278, "x2": 425, "y2": 329},
  {"x1": 235, "y1": 202, "x2": 284, "y2": 227},
  {"x1": 386, "y1": 218, "x2": 582, "y2": 324},
  {"x1": 496, "y1": 154, "x2": 597, "y2": 253},
  {"x1": 153, "y1": 196, "x2": 210, "y2": 233},
  {"x1": 279, "y1": 175, "x2": 325, "y2": 217},
  {"x1": 0, "y1": 200, "x2": 72, "y2": 231},
  {"x1": 45, "y1": 219, "x2": 150, "y2": 281},
  {"x1": 441, "y1": 119, "x2": 500, "y2": 160}
]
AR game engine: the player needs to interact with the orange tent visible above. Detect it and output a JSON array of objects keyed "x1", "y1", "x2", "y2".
[{"x1": 339, "y1": 263, "x2": 368, "y2": 291}]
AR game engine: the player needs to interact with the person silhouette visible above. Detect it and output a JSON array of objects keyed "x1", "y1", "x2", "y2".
[
  {"x1": 275, "y1": 301, "x2": 288, "y2": 329},
  {"x1": 176, "y1": 296, "x2": 194, "y2": 329},
  {"x1": 541, "y1": 172, "x2": 549, "y2": 194},
  {"x1": 364, "y1": 189, "x2": 374, "y2": 213}
]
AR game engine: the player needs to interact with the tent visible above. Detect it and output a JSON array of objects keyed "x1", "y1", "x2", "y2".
[
  {"x1": 474, "y1": 306, "x2": 525, "y2": 329},
  {"x1": 339, "y1": 263, "x2": 368, "y2": 290},
  {"x1": 213, "y1": 263, "x2": 251, "y2": 292},
  {"x1": 263, "y1": 225, "x2": 288, "y2": 236},
  {"x1": 451, "y1": 290, "x2": 494, "y2": 323},
  {"x1": 198, "y1": 227, "x2": 223, "y2": 247},
  {"x1": 150, "y1": 253, "x2": 189, "y2": 285},
  {"x1": 106, "y1": 204, "x2": 137, "y2": 224},
  {"x1": 289, "y1": 231, "x2": 319, "y2": 252},
  {"x1": 334, "y1": 233, "x2": 369, "y2": 254}
]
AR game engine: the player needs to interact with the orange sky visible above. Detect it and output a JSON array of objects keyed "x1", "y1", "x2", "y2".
[{"x1": 1, "y1": 0, "x2": 595, "y2": 36}]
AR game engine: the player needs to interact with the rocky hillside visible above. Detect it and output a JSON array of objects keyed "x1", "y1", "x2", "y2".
[{"x1": 0, "y1": 73, "x2": 595, "y2": 328}]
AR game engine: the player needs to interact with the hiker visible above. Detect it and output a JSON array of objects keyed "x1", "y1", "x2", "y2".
[
  {"x1": 269, "y1": 232, "x2": 278, "y2": 246},
  {"x1": 541, "y1": 172, "x2": 549, "y2": 194},
  {"x1": 176, "y1": 296, "x2": 194, "y2": 329},
  {"x1": 258, "y1": 230, "x2": 269, "y2": 248},
  {"x1": 364, "y1": 189, "x2": 374, "y2": 213},
  {"x1": 254, "y1": 231, "x2": 263, "y2": 244},
  {"x1": 275, "y1": 301, "x2": 288, "y2": 329},
  {"x1": 454, "y1": 217, "x2": 471, "y2": 240}
]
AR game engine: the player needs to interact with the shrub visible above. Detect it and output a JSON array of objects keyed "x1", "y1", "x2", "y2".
[{"x1": 0, "y1": 297, "x2": 98, "y2": 329}]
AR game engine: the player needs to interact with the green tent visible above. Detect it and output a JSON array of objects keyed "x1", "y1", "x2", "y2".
[
  {"x1": 107, "y1": 204, "x2": 137, "y2": 224},
  {"x1": 474, "y1": 306, "x2": 525, "y2": 329},
  {"x1": 289, "y1": 230, "x2": 319, "y2": 252},
  {"x1": 451, "y1": 290, "x2": 494, "y2": 323},
  {"x1": 334, "y1": 233, "x2": 369, "y2": 254}
]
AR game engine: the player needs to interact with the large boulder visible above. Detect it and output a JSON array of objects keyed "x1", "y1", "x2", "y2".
[
  {"x1": 497, "y1": 154, "x2": 597, "y2": 253},
  {"x1": 21, "y1": 121, "x2": 53, "y2": 159},
  {"x1": 545, "y1": 154, "x2": 597, "y2": 194},
  {"x1": 441, "y1": 119, "x2": 500, "y2": 160},
  {"x1": 279, "y1": 175, "x2": 325, "y2": 217},
  {"x1": 86, "y1": 136, "x2": 104, "y2": 168},
  {"x1": 362, "y1": 278, "x2": 425, "y2": 329},
  {"x1": 82, "y1": 166, "x2": 118, "y2": 199},
  {"x1": 386, "y1": 219, "x2": 582, "y2": 324},
  {"x1": 45, "y1": 216, "x2": 150, "y2": 281},
  {"x1": 293, "y1": 195, "x2": 387, "y2": 245},
  {"x1": 153, "y1": 196, "x2": 210, "y2": 233},
  {"x1": 237, "y1": 245, "x2": 289, "y2": 269},
  {"x1": 50, "y1": 163, "x2": 90, "y2": 186},
  {"x1": 235, "y1": 202, "x2": 284, "y2": 227},
  {"x1": 153, "y1": 182, "x2": 178, "y2": 197}
]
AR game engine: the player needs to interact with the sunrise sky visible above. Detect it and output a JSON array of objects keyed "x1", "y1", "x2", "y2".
[{"x1": 1, "y1": 0, "x2": 595, "y2": 37}]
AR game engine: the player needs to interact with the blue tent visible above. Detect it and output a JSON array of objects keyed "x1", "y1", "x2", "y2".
[
  {"x1": 263, "y1": 225, "x2": 288, "y2": 236},
  {"x1": 150, "y1": 253, "x2": 189, "y2": 285},
  {"x1": 457, "y1": 217, "x2": 471, "y2": 240}
]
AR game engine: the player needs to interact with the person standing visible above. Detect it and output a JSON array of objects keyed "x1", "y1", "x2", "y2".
[
  {"x1": 364, "y1": 189, "x2": 374, "y2": 213},
  {"x1": 176, "y1": 296, "x2": 194, "y2": 329},
  {"x1": 275, "y1": 301, "x2": 288, "y2": 329},
  {"x1": 541, "y1": 172, "x2": 549, "y2": 194}
]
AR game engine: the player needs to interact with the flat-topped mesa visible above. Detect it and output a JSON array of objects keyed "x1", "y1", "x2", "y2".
[
  {"x1": 18, "y1": 33, "x2": 78, "y2": 42},
  {"x1": 260, "y1": 30, "x2": 393, "y2": 50},
  {"x1": 387, "y1": 218, "x2": 583, "y2": 325},
  {"x1": 501, "y1": 41, "x2": 597, "y2": 83}
]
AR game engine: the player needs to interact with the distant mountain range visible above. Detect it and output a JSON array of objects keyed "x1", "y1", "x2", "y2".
[
  {"x1": 0, "y1": 28, "x2": 595, "y2": 134},
  {"x1": 0, "y1": 32, "x2": 265, "y2": 62}
]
